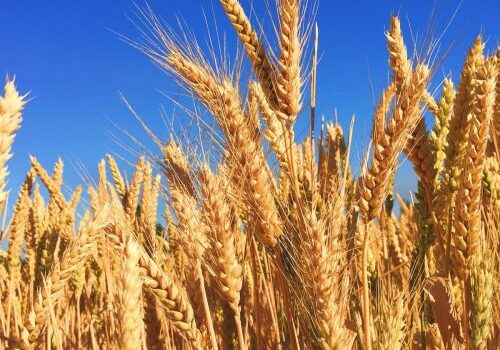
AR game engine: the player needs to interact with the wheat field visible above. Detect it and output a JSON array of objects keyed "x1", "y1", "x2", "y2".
[{"x1": 0, "y1": 0, "x2": 499, "y2": 349}]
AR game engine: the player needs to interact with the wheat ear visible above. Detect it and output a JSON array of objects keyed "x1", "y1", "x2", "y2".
[
  {"x1": 431, "y1": 78, "x2": 456, "y2": 184},
  {"x1": 30, "y1": 156, "x2": 66, "y2": 211},
  {"x1": 442, "y1": 36, "x2": 485, "y2": 274},
  {"x1": 219, "y1": 0, "x2": 278, "y2": 103},
  {"x1": 21, "y1": 206, "x2": 110, "y2": 348},
  {"x1": 386, "y1": 16, "x2": 435, "y2": 197},
  {"x1": 51, "y1": 158, "x2": 64, "y2": 190},
  {"x1": 105, "y1": 197, "x2": 204, "y2": 350},
  {"x1": 169, "y1": 186, "x2": 221, "y2": 349},
  {"x1": 162, "y1": 140, "x2": 194, "y2": 196},
  {"x1": 6, "y1": 177, "x2": 31, "y2": 282},
  {"x1": 492, "y1": 49, "x2": 500, "y2": 149},
  {"x1": 138, "y1": 251, "x2": 203, "y2": 349},
  {"x1": 250, "y1": 82, "x2": 288, "y2": 169},
  {"x1": 358, "y1": 64, "x2": 430, "y2": 220},
  {"x1": 106, "y1": 154, "x2": 127, "y2": 201},
  {"x1": 452, "y1": 56, "x2": 497, "y2": 279},
  {"x1": 166, "y1": 52, "x2": 282, "y2": 247},
  {"x1": 119, "y1": 237, "x2": 143, "y2": 350},
  {"x1": 125, "y1": 157, "x2": 145, "y2": 220},
  {"x1": 0, "y1": 78, "x2": 25, "y2": 213},
  {"x1": 431, "y1": 79, "x2": 456, "y2": 263},
  {"x1": 276, "y1": 0, "x2": 302, "y2": 122},
  {"x1": 385, "y1": 16, "x2": 412, "y2": 92},
  {"x1": 470, "y1": 242, "x2": 494, "y2": 350},
  {"x1": 200, "y1": 166, "x2": 246, "y2": 350},
  {"x1": 358, "y1": 64, "x2": 430, "y2": 350}
]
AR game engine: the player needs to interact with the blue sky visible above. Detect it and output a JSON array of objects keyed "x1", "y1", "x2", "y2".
[{"x1": 0, "y1": 0, "x2": 498, "y2": 205}]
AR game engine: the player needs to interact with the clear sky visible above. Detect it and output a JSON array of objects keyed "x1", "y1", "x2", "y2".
[{"x1": 0, "y1": 0, "x2": 498, "y2": 204}]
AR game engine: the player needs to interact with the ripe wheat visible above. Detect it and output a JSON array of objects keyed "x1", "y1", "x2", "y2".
[{"x1": 0, "y1": 1, "x2": 498, "y2": 349}]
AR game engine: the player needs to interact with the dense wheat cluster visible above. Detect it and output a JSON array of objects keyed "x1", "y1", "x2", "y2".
[{"x1": 0, "y1": 1, "x2": 499, "y2": 349}]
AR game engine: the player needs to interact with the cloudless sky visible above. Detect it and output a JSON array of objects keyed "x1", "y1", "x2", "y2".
[{"x1": 0, "y1": 0, "x2": 498, "y2": 207}]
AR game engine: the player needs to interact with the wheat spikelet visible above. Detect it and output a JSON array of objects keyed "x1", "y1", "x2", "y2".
[
  {"x1": 423, "y1": 89, "x2": 439, "y2": 115},
  {"x1": 482, "y1": 154, "x2": 499, "y2": 212},
  {"x1": 0, "y1": 78, "x2": 25, "y2": 213},
  {"x1": 247, "y1": 85, "x2": 262, "y2": 141},
  {"x1": 427, "y1": 323, "x2": 447, "y2": 349}
]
